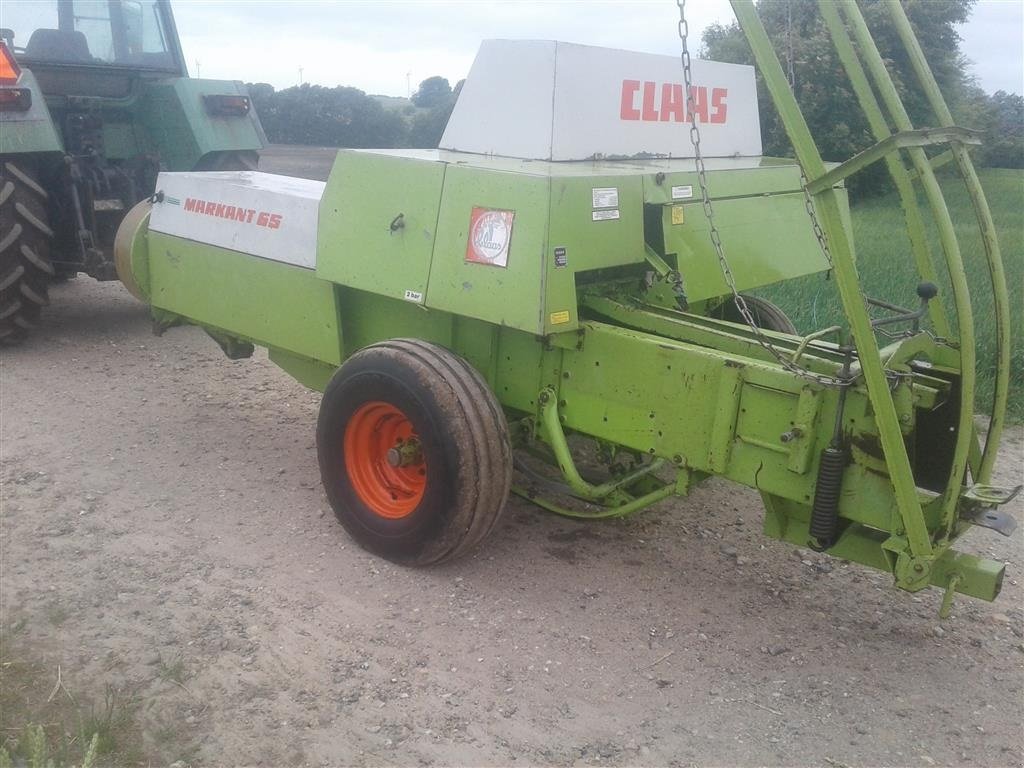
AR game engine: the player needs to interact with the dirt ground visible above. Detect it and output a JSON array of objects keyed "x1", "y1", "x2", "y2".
[{"x1": 2, "y1": 148, "x2": 1022, "y2": 767}]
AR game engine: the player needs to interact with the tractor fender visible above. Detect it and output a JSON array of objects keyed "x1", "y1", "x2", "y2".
[
  {"x1": 0, "y1": 68, "x2": 63, "y2": 155},
  {"x1": 137, "y1": 77, "x2": 266, "y2": 172}
]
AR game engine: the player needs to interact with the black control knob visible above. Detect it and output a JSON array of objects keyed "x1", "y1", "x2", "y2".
[{"x1": 916, "y1": 281, "x2": 938, "y2": 301}]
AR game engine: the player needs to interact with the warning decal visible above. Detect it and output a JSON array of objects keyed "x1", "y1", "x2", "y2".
[
  {"x1": 466, "y1": 207, "x2": 514, "y2": 268},
  {"x1": 591, "y1": 187, "x2": 619, "y2": 209}
]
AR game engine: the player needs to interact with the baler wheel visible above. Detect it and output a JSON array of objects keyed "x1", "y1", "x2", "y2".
[
  {"x1": 0, "y1": 160, "x2": 54, "y2": 344},
  {"x1": 710, "y1": 294, "x2": 797, "y2": 335},
  {"x1": 317, "y1": 339, "x2": 512, "y2": 565}
]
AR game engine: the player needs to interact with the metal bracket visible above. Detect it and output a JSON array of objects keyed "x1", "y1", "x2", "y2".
[
  {"x1": 961, "y1": 484, "x2": 1021, "y2": 537},
  {"x1": 805, "y1": 126, "x2": 982, "y2": 194},
  {"x1": 204, "y1": 328, "x2": 255, "y2": 360},
  {"x1": 962, "y1": 507, "x2": 1018, "y2": 537},
  {"x1": 963, "y1": 483, "x2": 1022, "y2": 507}
]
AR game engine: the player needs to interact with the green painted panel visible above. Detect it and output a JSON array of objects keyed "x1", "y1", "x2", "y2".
[
  {"x1": 661, "y1": 191, "x2": 831, "y2": 301},
  {"x1": 493, "y1": 328, "x2": 547, "y2": 413},
  {"x1": 357, "y1": 149, "x2": 802, "y2": 180},
  {"x1": 544, "y1": 174, "x2": 645, "y2": 333},
  {"x1": 317, "y1": 152, "x2": 445, "y2": 303},
  {"x1": 139, "y1": 78, "x2": 263, "y2": 170},
  {"x1": 337, "y1": 286, "x2": 453, "y2": 358},
  {"x1": 147, "y1": 232, "x2": 341, "y2": 364},
  {"x1": 267, "y1": 348, "x2": 337, "y2": 392},
  {"x1": 426, "y1": 164, "x2": 550, "y2": 335},
  {"x1": 102, "y1": 120, "x2": 149, "y2": 160},
  {"x1": 557, "y1": 323, "x2": 745, "y2": 463},
  {"x1": 546, "y1": 321, "x2": 907, "y2": 520},
  {"x1": 0, "y1": 71, "x2": 63, "y2": 154},
  {"x1": 641, "y1": 163, "x2": 806, "y2": 203}
]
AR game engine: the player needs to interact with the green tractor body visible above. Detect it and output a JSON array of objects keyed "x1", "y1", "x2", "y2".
[
  {"x1": 114, "y1": 6, "x2": 1017, "y2": 613},
  {"x1": 0, "y1": 0, "x2": 264, "y2": 341}
]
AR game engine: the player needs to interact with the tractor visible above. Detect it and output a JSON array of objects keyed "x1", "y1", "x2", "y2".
[{"x1": 0, "y1": 0, "x2": 264, "y2": 343}]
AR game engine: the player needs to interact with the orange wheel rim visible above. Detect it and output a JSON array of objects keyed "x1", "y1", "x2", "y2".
[{"x1": 343, "y1": 401, "x2": 426, "y2": 519}]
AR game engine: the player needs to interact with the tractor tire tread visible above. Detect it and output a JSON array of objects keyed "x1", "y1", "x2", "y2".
[
  {"x1": 4, "y1": 161, "x2": 48, "y2": 199},
  {"x1": 0, "y1": 160, "x2": 53, "y2": 344}
]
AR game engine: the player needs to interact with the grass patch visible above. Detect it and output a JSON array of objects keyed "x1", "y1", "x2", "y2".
[
  {"x1": 156, "y1": 654, "x2": 186, "y2": 686},
  {"x1": 759, "y1": 168, "x2": 1023, "y2": 422},
  {"x1": 1, "y1": 629, "x2": 147, "y2": 767}
]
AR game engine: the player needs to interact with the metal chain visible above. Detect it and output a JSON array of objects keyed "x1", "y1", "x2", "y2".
[
  {"x1": 675, "y1": 0, "x2": 850, "y2": 387},
  {"x1": 786, "y1": 0, "x2": 796, "y2": 88},
  {"x1": 800, "y1": 171, "x2": 834, "y2": 270}
]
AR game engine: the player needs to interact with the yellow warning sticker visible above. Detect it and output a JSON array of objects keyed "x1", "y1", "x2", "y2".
[
  {"x1": 549, "y1": 310, "x2": 571, "y2": 325},
  {"x1": 671, "y1": 205, "x2": 685, "y2": 225}
]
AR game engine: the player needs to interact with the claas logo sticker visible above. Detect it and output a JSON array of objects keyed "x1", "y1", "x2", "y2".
[{"x1": 465, "y1": 207, "x2": 514, "y2": 268}]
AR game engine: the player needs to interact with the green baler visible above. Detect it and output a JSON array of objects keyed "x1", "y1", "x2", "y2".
[{"x1": 115, "y1": 2, "x2": 1017, "y2": 613}]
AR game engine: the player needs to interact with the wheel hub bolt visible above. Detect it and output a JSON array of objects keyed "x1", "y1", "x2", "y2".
[{"x1": 387, "y1": 438, "x2": 422, "y2": 467}]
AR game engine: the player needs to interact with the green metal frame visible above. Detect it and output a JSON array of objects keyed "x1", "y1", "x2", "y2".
[
  {"x1": 881, "y1": 2, "x2": 1011, "y2": 484},
  {"x1": 729, "y1": 0, "x2": 1012, "y2": 577}
]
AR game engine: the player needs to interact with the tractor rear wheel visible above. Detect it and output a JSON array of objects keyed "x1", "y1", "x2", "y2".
[
  {"x1": 710, "y1": 294, "x2": 797, "y2": 335},
  {"x1": 0, "y1": 160, "x2": 54, "y2": 344},
  {"x1": 317, "y1": 339, "x2": 512, "y2": 565}
]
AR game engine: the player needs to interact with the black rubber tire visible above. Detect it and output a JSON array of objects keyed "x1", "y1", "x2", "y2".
[
  {"x1": 317, "y1": 339, "x2": 512, "y2": 566},
  {"x1": 192, "y1": 150, "x2": 260, "y2": 172},
  {"x1": 0, "y1": 160, "x2": 55, "y2": 344},
  {"x1": 709, "y1": 294, "x2": 798, "y2": 335}
]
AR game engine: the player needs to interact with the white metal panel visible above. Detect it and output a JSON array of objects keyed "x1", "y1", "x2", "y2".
[
  {"x1": 148, "y1": 171, "x2": 326, "y2": 269},
  {"x1": 439, "y1": 39, "x2": 557, "y2": 160},
  {"x1": 550, "y1": 43, "x2": 761, "y2": 160},
  {"x1": 440, "y1": 40, "x2": 761, "y2": 161}
]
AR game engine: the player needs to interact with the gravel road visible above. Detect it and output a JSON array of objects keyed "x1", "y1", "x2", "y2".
[{"x1": 1, "y1": 146, "x2": 1021, "y2": 767}]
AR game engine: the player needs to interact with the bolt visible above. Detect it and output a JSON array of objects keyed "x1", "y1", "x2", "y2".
[
  {"x1": 386, "y1": 438, "x2": 422, "y2": 467},
  {"x1": 672, "y1": 454, "x2": 683, "y2": 465}
]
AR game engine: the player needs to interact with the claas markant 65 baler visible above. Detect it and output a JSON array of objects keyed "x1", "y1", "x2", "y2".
[{"x1": 114, "y1": 1, "x2": 1018, "y2": 614}]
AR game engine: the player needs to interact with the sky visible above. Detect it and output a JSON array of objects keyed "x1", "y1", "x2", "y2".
[{"x1": 172, "y1": 0, "x2": 1024, "y2": 97}]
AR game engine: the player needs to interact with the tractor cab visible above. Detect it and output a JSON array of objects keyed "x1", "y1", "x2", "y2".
[
  {"x1": 2, "y1": 0, "x2": 185, "y2": 82},
  {"x1": 0, "y1": 0, "x2": 264, "y2": 343}
]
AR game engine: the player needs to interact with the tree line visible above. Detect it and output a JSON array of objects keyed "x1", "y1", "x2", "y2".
[
  {"x1": 246, "y1": 75, "x2": 461, "y2": 151},
  {"x1": 701, "y1": 0, "x2": 1022, "y2": 193},
  {"x1": 248, "y1": 0, "x2": 1021, "y2": 197}
]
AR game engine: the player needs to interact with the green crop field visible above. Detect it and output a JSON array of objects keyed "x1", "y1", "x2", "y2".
[{"x1": 759, "y1": 168, "x2": 1023, "y2": 423}]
